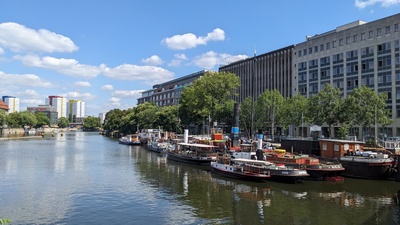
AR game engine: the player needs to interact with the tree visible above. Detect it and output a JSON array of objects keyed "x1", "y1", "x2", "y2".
[
  {"x1": 120, "y1": 108, "x2": 137, "y2": 134},
  {"x1": 255, "y1": 89, "x2": 284, "y2": 141},
  {"x1": 83, "y1": 116, "x2": 101, "y2": 131},
  {"x1": 0, "y1": 110, "x2": 6, "y2": 127},
  {"x1": 154, "y1": 105, "x2": 179, "y2": 132},
  {"x1": 178, "y1": 71, "x2": 240, "y2": 131},
  {"x1": 345, "y1": 85, "x2": 393, "y2": 137},
  {"x1": 35, "y1": 112, "x2": 50, "y2": 128},
  {"x1": 57, "y1": 117, "x2": 70, "y2": 128},
  {"x1": 18, "y1": 111, "x2": 37, "y2": 128},
  {"x1": 135, "y1": 102, "x2": 158, "y2": 130},
  {"x1": 278, "y1": 94, "x2": 308, "y2": 136},
  {"x1": 103, "y1": 109, "x2": 123, "y2": 132},
  {"x1": 308, "y1": 84, "x2": 343, "y2": 138},
  {"x1": 239, "y1": 97, "x2": 253, "y2": 137}
]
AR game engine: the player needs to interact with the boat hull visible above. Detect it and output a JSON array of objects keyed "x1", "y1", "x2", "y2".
[
  {"x1": 167, "y1": 151, "x2": 216, "y2": 166},
  {"x1": 118, "y1": 140, "x2": 141, "y2": 145},
  {"x1": 211, "y1": 162, "x2": 270, "y2": 182},
  {"x1": 339, "y1": 160, "x2": 392, "y2": 179}
]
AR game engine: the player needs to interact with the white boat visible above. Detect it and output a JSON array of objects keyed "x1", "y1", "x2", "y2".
[
  {"x1": 119, "y1": 134, "x2": 141, "y2": 145},
  {"x1": 147, "y1": 140, "x2": 170, "y2": 153}
]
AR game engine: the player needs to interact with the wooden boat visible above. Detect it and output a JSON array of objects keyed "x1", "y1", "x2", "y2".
[
  {"x1": 263, "y1": 149, "x2": 345, "y2": 181},
  {"x1": 230, "y1": 144, "x2": 309, "y2": 183},
  {"x1": 211, "y1": 155, "x2": 271, "y2": 182},
  {"x1": 118, "y1": 134, "x2": 141, "y2": 145},
  {"x1": 166, "y1": 142, "x2": 218, "y2": 165},
  {"x1": 319, "y1": 139, "x2": 394, "y2": 179}
]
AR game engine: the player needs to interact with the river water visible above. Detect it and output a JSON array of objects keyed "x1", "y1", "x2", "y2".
[{"x1": 0, "y1": 132, "x2": 399, "y2": 225}]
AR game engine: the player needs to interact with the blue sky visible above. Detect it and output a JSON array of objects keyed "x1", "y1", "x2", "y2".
[{"x1": 1, "y1": 0, "x2": 400, "y2": 116}]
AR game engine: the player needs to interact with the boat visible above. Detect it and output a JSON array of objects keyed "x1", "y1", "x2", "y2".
[
  {"x1": 230, "y1": 143, "x2": 309, "y2": 183},
  {"x1": 166, "y1": 142, "x2": 218, "y2": 165},
  {"x1": 147, "y1": 139, "x2": 170, "y2": 153},
  {"x1": 319, "y1": 139, "x2": 394, "y2": 179},
  {"x1": 119, "y1": 134, "x2": 141, "y2": 145},
  {"x1": 263, "y1": 148, "x2": 345, "y2": 181},
  {"x1": 211, "y1": 155, "x2": 271, "y2": 182}
]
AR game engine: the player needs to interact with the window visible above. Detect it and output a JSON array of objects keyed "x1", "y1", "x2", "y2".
[
  {"x1": 303, "y1": 49, "x2": 307, "y2": 55},
  {"x1": 395, "y1": 24, "x2": 399, "y2": 32},
  {"x1": 320, "y1": 44, "x2": 324, "y2": 51},
  {"x1": 309, "y1": 47, "x2": 312, "y2": 54},
  {"x1": 346, "y1": 37, "x2": 351, "y2": 45},
  {"x1": 369, "y1": 30, "x2": 374, "y2": 39},
  {"x1": 353, "y1": 35, "x2": 358, "y2": 43},
  {"x1": 333, "y1": 40, "x2": 337, "y2": 48},
  {"x1": 298, "y1": 50, "x2": 302, "y2": 57},
  {"x1": 339, "y1": 39, "x2": 344, "y2": 46},
  {"x1": 314, "y1": 46, "x2": 318, "y2": 53},
  {"x1": 361, "y1": 32, "x2": 366, "y2": 40},
  {"x1": 386, "y1": 26, "x2": 391, "y2": 34},
  {"x1": 377, "y1": 28, "x2": 382, "y2": 36},
  {"x1": 326, "y1": 42, "x2": 331, "y2": 49}
]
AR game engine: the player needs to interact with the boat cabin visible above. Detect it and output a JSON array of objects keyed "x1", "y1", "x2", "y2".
[{"x1": 319, "y1": 139, "x2": 365, "y2": 159}]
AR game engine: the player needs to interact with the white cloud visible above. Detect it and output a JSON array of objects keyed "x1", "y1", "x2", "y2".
[
  {"x1": 0, "y1": 47, "x2": 4, "y2": 54},
  {"x1": 74, "y1": 81, "x2": 91, "y2": 87},
  {"x1": 63, "y1": 91, "x2": 96, "y2": 100},
  {"x1": 0, "y1": 71, "x2": 53, "y2": 88},
  {"x1": 109, "y1": 97, "x2": 121, "y2": 106},
  {"x1": 0, "y1": 22, "x2": 78, "y2": 53},
  {"x1": 14, "y1": 54, "x2": 104, "y2": 78},
  {"x1": 103, "y1": 64, "x2": 174, "y2": 82},
  {"x1": 355, "y1": 0, "x2": 400, "y2": 8},
  {"x1": 141, "y1": 55, "x2": 163, "y2": 66},
  {"x1": 162, "y1": 28, "x2": 225, "y2": 50},
  {"x1": 112, "y1": 90, "x2": 144, "y2": 99},
  {"x1": 192, "y1": 51, "x2": 248, "y2": 70},
  {"x1": 168, "y1": 54, "x2": 188, "y2": 67},
  {"x1": 101, "y1": 84, "x2": 114, "y2": 91}
]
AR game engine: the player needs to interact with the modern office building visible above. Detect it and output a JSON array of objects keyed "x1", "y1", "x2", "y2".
[
  {"x1": 67, "y1": 100, "x2": 85, "y2": 123},
  {"x1": 27, "y1": 105, "x2": 58, "y2": 125},
  {"x1": 2, "y1": 96, "x2": 20, "y2": 113},
  {"x1": 137, "y1": 70, "x2": 210, "y2": 106},
  {"x1": 45, "y1": 96, "x2": 67, "y2": 119},
  {"x1": 219, "y1": 46, "x2": 294, "y2": 103},
  {"x1": 293, "y1": 13, "x2": 400, "y2": 137}
]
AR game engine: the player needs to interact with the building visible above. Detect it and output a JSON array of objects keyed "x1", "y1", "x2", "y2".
[
  {"x1": 45, "y1": 96, "x2": 67, "y2": 119},
  {"x1": 99, "y1": 112, "x2": 106, "y2": 125},
  {"x1": 219, "y1": 46, "x2": 294, "y2": 103},
  {"x1": 27, "y1": 105, "x2": 58, "y2": 125},
  {"x1": 137, "y1": 70, "x2": 209, "y2": 106},
  {"x1": 2, "y1": 96, "x2": 20, "y2": 113},
  {"x1": 293, "y1": 13, "x2": 400, "y2": 137},
  {"x1": 0, "y1": 100, "x2": 9, "y2": 112},
  {"x1": 67, "y1": 100, "x2": 85, "y2": 123}
]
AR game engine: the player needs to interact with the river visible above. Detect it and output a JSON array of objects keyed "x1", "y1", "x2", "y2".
[{"x1": 0, "y1": 132, "x2": 399, "y2": 225}]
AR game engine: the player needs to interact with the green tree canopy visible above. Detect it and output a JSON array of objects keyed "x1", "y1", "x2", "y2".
[
  {"x1": 135, "y1": 102, "x2": 158, "y2": 130},
  {"x1": 83, "y1": 116, "x2": 101, "y2": 131},
  {"x1": 34, "y1": 112, "x2": 50, "y2": 128},
  {"x1": 57, "y1": 117, "x2": 70, "y2": 128}
]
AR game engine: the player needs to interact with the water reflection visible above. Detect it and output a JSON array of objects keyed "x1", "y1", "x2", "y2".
[{"x1": 0, "y1": 133, "x2": 399, "y2": 225}]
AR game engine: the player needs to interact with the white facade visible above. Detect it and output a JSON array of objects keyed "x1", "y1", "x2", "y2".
[
  {"x1": 46, "y1": 96, "x2": 67, "y2": 119},
  {"x1": 2, "y1": 96, "x2": 20, "y2": 113},
  {"x1": 67, "y1": 100, "x2": 85, "y2": 119}
]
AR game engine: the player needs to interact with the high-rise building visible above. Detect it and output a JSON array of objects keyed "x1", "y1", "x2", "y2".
[
  {"x1": 46, "y1": 96, "x2": 67, "y2": 119},
  {"x1": 292, "y1": 13, "x2": 400, "y2": 136},
  {"x1": 2, "y1": 96, "x2": 20, "y2": 113},
  {"x1": 67, "y1": 100, "x2": 85, "y2": 122}
]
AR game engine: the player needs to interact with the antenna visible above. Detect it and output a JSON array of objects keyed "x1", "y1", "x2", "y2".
[{"x1": 253, "y1": 44, "x2": 257, "y2": 57}]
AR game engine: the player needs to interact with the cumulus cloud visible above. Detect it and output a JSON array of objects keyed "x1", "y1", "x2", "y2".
[
  {"x1": 0, "y1": 71, "x2": 53, "y2": 88},
  {"x1": 64, "y1": 91, "x2": 96, "y2": 100},
  {"x1": 0, "y1": 22, "x2": 78, "y2": 53},
  {"x1": 355, "y1": 0, "x2": 400, "y2": 8},
  {"x1": 74, "y1": 81, "x2": 91, "y2": 87},
  {"x1": 141, "y1": 55, "x2": 163, "y2": 66},
  {"x1": 0, "y1": 47, "x2": 4, "y2": 54},
  {"x1": 192, "y1": 51, "x2": 248, "y2": 70},
  {"x1": 112, "y1": 90, "x2": 144, "y2": 99},
  {"x1": 109, "y1": 97, "x2": 121, "y2": 106},
  {"x1": 101, "y1": 84, "x2": 114, "y2": 91},
  {"x1": 168, "y1": 54, "x2": 188, "y2": 67},
  {"x1": 14, "y1": 54, "x2": 104, "y2": 78},
  {"x1": 103, "y1": 64, "x2": 174, "y2": 82},
  {"x1": 162, "y1": 28, "x2": 225, "y2": 50}
]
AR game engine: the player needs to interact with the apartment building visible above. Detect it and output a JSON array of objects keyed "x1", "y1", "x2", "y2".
[{"x1": 2, "y1": 96, "x2": 20, "y2": 113}]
